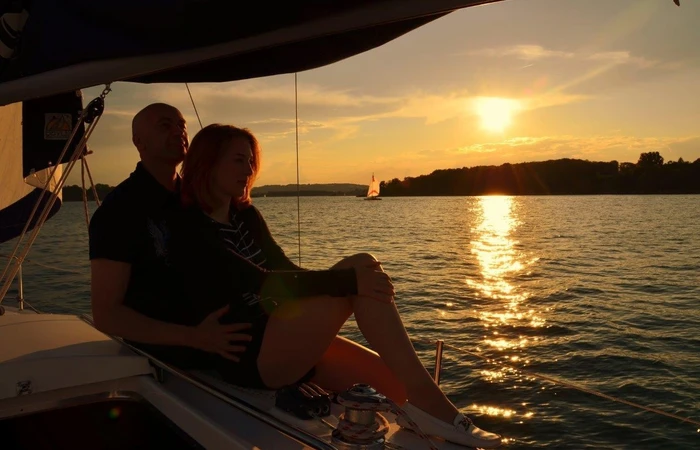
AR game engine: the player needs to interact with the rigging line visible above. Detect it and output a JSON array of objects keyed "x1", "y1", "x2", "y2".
[
  {"x1": 80, "y1": 157, "x2": 90, "y2": 229},
  {"x1": 0, "y1": 253, "x2": 85, "y2": 275},
  {"x1": 185, "y1": 83, "x2": 203, "y2": 130},
  {"x1": 294, "y1": 73, "x2": 302, "y2": 266},
  {"x1": 413, "y1": 337, "x2": 700, "y2": 428},
  {"x1": 82, "y1": 154, "x2": 101, "y2": 207},
  {"x1": 22, "y1": 300, "x2": 40, "y2": 314}
]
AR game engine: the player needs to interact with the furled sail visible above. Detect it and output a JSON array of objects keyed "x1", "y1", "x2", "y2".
[{"x1": 0, "y1": 91, "x2": 87, "y2": 243}]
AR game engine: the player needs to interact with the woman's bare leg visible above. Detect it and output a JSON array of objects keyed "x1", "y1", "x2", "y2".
[
  {"x1": 330, "y1": 253, "x2": 460, "y2": 421},
  {"x1": 257, "y1": 295, "x2": 353, "y2": 388},
  {"x1": 311, "y1": 335, "x2": 407, "y2": 403},
  {"x1": 259, "y1": 253, "x2": 460, "y2": 423},
  {"x1": 350, "y1": 287, "x2": 460, "y2": 422}
]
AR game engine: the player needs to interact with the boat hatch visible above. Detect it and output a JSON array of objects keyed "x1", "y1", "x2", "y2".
[{"x1": 0, "y1": 393, "x2": 203, "y2": 450}]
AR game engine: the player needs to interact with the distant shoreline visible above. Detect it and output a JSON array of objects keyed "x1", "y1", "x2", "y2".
[
  {"x1": 61, "y1": 190, "x2": 700, "y2": 202},
  {"x1": 61, "y1": 153, "x2": 700, "y2": 201}
]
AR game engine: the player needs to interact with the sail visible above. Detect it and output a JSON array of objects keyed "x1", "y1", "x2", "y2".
[
  {"x1": 0, "y1": 91, "x2": 87, "y2": 244},
  {"x1": 0, "y1": 0, "x2": 509, "y2": 105},
  {"x1": 367, "y1": 174, "x2": 380, "y2": 198}
]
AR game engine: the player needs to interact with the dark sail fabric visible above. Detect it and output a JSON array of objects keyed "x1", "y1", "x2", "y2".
[{"x1": 0, "y1": 0, "x2": 506, "y2": 105}]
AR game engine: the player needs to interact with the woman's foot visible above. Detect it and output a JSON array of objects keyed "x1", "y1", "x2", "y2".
[{"x1": 396, "y1": 402, "x2": 502, "y2": 448}]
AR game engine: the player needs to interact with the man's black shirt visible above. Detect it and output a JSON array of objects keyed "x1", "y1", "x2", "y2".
[{"x1": 88, "y1": 162, "x2": 183, "y2": 323}]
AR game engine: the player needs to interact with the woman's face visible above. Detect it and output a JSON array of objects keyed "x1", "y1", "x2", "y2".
[{"x1": 212, "y1": 137, "x2": 254, "y2": 199}]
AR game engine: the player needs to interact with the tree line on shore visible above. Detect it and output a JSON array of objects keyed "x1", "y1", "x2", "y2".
[
  {"x1": 380, "y1": 152, "x2": 699, "y2": 196},
  {"x1": 61, "y1": 152, "x2": 700, "y2": 201}
]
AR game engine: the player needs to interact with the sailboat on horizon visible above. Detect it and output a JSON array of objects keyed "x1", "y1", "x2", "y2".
[{"x1": 365, "y1": 173, "x2": 382, "y2": 200}]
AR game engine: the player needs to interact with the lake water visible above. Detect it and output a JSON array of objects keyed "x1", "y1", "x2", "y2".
[{"x1": 1, "y1": 195, "x2": 699, "y2": 449}]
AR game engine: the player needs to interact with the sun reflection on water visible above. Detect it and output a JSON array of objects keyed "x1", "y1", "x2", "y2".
[{"x1": 467, "y1": 196, "x2": 544, "y2": 353}]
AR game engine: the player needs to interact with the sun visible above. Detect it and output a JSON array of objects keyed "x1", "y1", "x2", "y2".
[{"x1": 473, "y1": 97, "x2": 521, "y2": 133}]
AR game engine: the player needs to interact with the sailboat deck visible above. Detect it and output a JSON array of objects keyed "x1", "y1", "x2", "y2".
[{"x1": 0, "y1": 310, "x2": 152, "y2": 401}]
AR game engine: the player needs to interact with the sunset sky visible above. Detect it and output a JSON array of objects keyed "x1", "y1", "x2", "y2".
[{"x1": 72, "y1": 0, "x2": 700, "y2": 188}]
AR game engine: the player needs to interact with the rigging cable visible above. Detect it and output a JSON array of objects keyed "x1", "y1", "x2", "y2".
[
  {"x1": 186, "y1": 78, "x2": 302, "y2": 266},
  {"x1": 185, "y1": 83, "x2": 203, "y2": 130},
  {"x1": 294, "y1": 73, "x2": 302, "y2": 266},
  {"x1": 411, "y1": 337, "x2": 700, "y2": 429}
]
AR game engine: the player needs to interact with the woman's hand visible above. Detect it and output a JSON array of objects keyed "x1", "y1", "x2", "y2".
[
  {"x1": 355, "y1": 262, "x2": 395, "y2": 304},
  {"x1": 190, "y1": 304, "x2": 252, "y2": 361}
]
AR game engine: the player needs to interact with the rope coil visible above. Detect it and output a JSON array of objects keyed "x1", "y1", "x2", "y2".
[
  {"x1": 335, "y1": 409, "x2": 390, "y2": 444},
  {"x1": 333, "y1": 392, "x2": 439, "y2": 450}
]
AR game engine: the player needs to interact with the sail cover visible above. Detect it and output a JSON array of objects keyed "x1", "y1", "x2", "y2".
[
  {"x1": 0, "y1": 91, "x2": 87, "y2": 243},
  {"x1": 0, "y1": 0, "x2": 507, "y2": 105}
]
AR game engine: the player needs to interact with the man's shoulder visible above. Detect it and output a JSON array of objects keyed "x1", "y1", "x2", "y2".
[
  {"x1": 98, "y1": 175, "x2": 143, "y2": 210},
  {"x1": 89, "y1": 174, "x2": 171, "y2": 236}
]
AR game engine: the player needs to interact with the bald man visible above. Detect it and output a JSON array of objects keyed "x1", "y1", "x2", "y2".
[
  {"x1": 88, "y1": 104, "x2": 249, "y2": 363},
  {"x1": 89, "y1": 103, "x2": 189, "y2": 343}
]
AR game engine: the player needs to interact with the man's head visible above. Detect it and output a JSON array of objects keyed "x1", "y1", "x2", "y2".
[{"x1": 132, "y1": 103, "x2": 188, "y2": 166}]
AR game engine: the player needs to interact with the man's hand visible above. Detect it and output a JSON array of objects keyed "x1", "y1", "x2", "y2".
[{"x1": 190, "y1": 305, "x2": 253, "y2": 361}]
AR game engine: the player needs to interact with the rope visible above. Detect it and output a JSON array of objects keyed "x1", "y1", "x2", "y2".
[
  {"x1": 294, "y1": 73, "x2": 302, "y2": 266},
  {"x1": 82, "y1": 154, "x2": 101, "y2": 207},
  {"x1": 78, "y1": 151, "x2": 101, "y2": 229},
  {"x1": 336, "y1": 410, "x2": 390, "y2": 443},
  {"x1": 185, "y1": 83, "x2": 203, "y2": 130},
  {"x1": 413, "y1": 337, "x2": 700, "y2": 428},
  {"x1": 0, "y1": 253, "x2": 85, "y2": 275},
  {"x1": 80, "y1": 157, "x2": 90, "y2": 229},
  {"x1": 21, "y1": 299, "x2": 40, "y2": 313}
]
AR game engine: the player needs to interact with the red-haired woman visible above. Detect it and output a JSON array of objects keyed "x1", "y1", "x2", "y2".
[{"x1": 168, "y1": 124, "x2": 501, "y2": 448}]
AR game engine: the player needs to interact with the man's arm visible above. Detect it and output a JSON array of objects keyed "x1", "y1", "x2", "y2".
[
  {"x1": 90, "y1": 258, "x2": 194, "y2": 345},
  {"x1": 88, "y1": 197, "x2": 197, "y2": 346}
]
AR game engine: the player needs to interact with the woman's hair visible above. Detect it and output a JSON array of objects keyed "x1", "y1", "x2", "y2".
[{"x1": 180, "y1": 123, "x2": 261, "y2": 212}]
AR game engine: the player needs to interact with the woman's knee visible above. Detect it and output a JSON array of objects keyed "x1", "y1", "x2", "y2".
[
  {"x1": 332, "y1": 252, "x2": 380, "y2": 270},
  {"x1": 351, "y1": 252, "x2": 378, "y2": 263}
]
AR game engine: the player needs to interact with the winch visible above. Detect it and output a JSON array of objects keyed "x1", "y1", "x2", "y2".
[{"x1": 331, "y1": 384, "x2": 390, "y2": 449}]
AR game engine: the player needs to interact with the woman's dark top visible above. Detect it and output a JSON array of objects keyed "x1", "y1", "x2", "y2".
[
  {"x1": 151, "y1": 203, "x2": 357, "y2": 388},
  {"x1": 166, "y1": 204, "x2": 358, "y2": 325}
]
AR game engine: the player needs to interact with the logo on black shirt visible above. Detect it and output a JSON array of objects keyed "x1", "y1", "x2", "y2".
[{"x1": 147, "y1": 218, "x2": 171, "y2": 262}]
